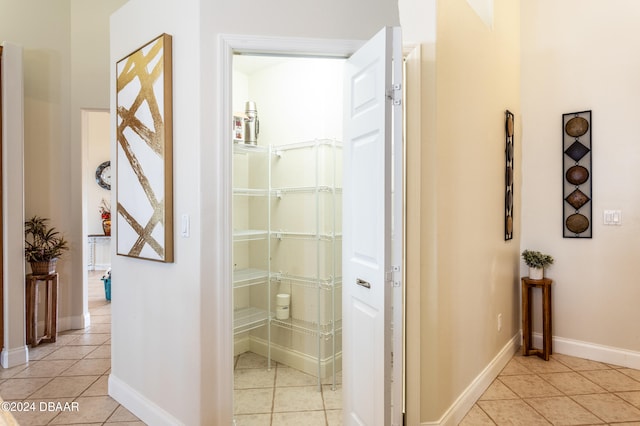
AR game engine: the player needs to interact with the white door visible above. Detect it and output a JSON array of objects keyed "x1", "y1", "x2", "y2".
[{"x1": 343, "y1": 27, "x2": 403, "y2": 426}]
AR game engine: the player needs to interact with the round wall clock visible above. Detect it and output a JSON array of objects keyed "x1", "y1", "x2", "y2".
[{"x1": 95, "y1": 161, "x2": 111, "y2": 190}]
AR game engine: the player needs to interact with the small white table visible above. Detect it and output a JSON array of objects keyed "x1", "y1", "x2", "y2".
[{"x1": 88, "y1": 235, "x2": 111, "y2": 271}]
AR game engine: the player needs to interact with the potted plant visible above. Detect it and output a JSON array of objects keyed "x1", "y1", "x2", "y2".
[
  {"x1": 25, "y1": 216, "x2": 69, "y2": 275},
  {"x1": 522, "y1": 249, "x2": 554, "y2": 280}
]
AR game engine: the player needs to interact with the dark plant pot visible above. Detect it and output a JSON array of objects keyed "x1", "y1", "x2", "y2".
[{"x1": 30, "y1": 259, "x2": 58, "y2": 275}]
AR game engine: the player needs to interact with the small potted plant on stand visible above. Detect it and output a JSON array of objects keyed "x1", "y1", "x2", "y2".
[
  {"x1": 522, "y1": 249, "x2": 554, "y2": 280},
  {"x1": 25, "y1": 216, "x2": 69, "y2": 275}
]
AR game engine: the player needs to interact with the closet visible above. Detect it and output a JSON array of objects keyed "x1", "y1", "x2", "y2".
[{"x1": 232, "y1": 55, "x2": 343, "y2": 388}]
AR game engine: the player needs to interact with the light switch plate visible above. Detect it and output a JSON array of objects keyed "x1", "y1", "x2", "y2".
[
  {"x1": 181, "y1": 214, "x2": 190, "y2": 237},
  {"x1": 603, "y1": 210, "x2": 622, "y2": 225}
]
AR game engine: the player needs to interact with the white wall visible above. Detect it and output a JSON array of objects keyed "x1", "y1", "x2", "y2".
[
  {"x1": 109, "y1": 1, "x2": 202, "y2": 424},
  {"x1": 247, "y1": 57, "x2": 344, "y2": 145},
  {"x1": 111, "y1": 0, "x2": 399, "y2": 424},
  {"x1": 521, "y1": 1, "x2": 640, "y2": 360}
]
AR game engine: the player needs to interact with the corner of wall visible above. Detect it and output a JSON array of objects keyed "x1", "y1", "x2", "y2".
[
  {"x1": 2, "y1": 42, "x2": 27, "y2": 364},
  {"x1": 108, "y1": 374, "x2": 183, "y2": 426}
]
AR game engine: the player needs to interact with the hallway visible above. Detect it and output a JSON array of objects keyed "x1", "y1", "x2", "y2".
[
  {"x1": 0, "y1": 271, "x2": 142, "y2": 425},
  {"x1": 2, "y1": 272, "x2": 640, "y2": 425}
]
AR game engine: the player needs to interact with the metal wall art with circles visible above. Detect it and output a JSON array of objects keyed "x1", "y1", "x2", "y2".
[
  {"x1": 505, "y1": 110, "x2": 515, "y2": 241},
  {"x1": 562, "y1": 110, "x2": 592, "y2": 238}
]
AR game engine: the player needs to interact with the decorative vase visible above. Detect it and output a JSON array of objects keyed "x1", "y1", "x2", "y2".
[
  {"x1": 102, "y1": 218, "x2": 111, "y2": 236},
  {"x1": 529, "y1": 266, "x2": 544, "y2": 280},
  {"x1": 30, "y1": 259, "x2": 58, "y2": 275}
]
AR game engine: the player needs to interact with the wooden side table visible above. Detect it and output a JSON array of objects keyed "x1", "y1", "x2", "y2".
[
  {"x1": 521, "y1": 277, "x2": 552, "y2": 361},
  {"x1": 26, "y1": 273, "x2": 58, "y2": 346}
]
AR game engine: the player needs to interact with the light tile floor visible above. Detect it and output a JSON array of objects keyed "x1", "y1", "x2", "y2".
[
  {"x1": 233, "y1": 352, "x2": 342, "y2": 426},
  {"x1": 238, "y1": 349, "x2": 640, "y2": 426},
  {"x1": 461, "y1": 351, "x2": 640, "y2": 425},
  {"x1": 0, "y1": 270, "x2": 144, "y2": 425},
  {"x1": 6, "y1": 272, "x2": 639, "y2": 425}
]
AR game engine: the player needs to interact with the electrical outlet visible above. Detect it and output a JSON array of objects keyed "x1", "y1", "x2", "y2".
[{"x1": 498, "y1": 313, "x2": 503, "y2": 331}]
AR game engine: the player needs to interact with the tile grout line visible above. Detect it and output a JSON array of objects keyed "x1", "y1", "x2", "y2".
[
  {"x1": 270, "y1": 361, "x2": 277, "y2": 426},
  {"x1": 470, "y1": 353, "x2": 640, "y2": 425},
  {"x1": 0, "y1": 273, "x2": 137, "y2": 425},
  {"x1": 532, "y1": 360, "x2": 610, "y2": 425},
  {"x1": 520, "y1": 355, "x2": 614, "y2": 424}
]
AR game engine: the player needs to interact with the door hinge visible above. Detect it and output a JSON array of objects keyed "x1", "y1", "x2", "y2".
[
  {"x1": 386, "y1": 83, "x2": 402, "y2": 106},
  {"x1": 386, "y1": 265, "x2": 401, "y2": 287}
]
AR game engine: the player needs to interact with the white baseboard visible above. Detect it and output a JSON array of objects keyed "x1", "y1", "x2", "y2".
[
  {"x1": 109, "y1": 374, "x2": 183, "y2": 426},
  {"x1": 57, "y1": 314, "x2": 87, "y2": 332},
  {"x1": 83, "y1": 311, "x2": 91, "y2": 329},
  {"x1": 419, "y1": 332, "x2": 640, "y2": 426},
  {"x1": 1, "y1": 345, "x2": 29, "y2": 368},
  {"x1": 93, "y1": 263, "x2": 111, "y2": 271},
  {"x1": 247, "y1": 336, "x2": 342, "y2": 380},
  {"x1": 234, "y1": 333, "x2": 250, "y2": 356},
  {"x1": 532, "y1": 332, "x2": 640, "y2": 370},
  {"x1": 421, "y1": 332, "x2": 520, "y2": 426}
]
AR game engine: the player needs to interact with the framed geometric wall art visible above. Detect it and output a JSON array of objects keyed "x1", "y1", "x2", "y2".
[
  {"x1": 505, "y1": 110, "x2": 514, "y2": 240},
  {"x1": 562, "y1": 110, "x2": 592, "y2": 238},
  {"x1": 115, "y1": 34, "x2": 174, "y2": 262}
]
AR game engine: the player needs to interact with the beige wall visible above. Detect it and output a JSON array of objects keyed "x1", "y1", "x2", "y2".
[
  {"x1": 70, "y1": 1, "x2": 127, "y2": 312},
  {"x1": 431, "y1": 0, "x2": 521, "y2": 421},
  {"x1": 0, "y1": 1, "x2": 72, "y2": 333},
  {"x1": 521, "y1": 1, "x2": 640, "y2": 356},
  {"x1": 401, "y1": 0, "x2": 521, "y2": 422},
  {"x1": 1, "y1": 42, "x2": 27, "y2": 366},
  {"x1": 83, "y1": 110, "x2": 111, "y2": 237},
  {"x1": 0, "y1": 0, "x2": 125, "y2": 352},
  {"x1": 70, "y1": 0, "x2": 127, "y2": 328}
]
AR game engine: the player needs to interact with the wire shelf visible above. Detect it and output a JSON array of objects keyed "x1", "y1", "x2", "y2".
[
  {"x1": 234, "y1": 307, "x2": 269, "y2": 335},
  {"x1": 272, "y1": 138, "x2": 343, "y2": 154},
  {"x1": 271, "y1": 186, "x2": 343, "y2": 196},
  {"x1": 271, "y1": 231, "x2": 341, "y2": 242},
  {"x1": 233, "y1": 268, "x2": 269, "y2": 288},
  {"x1": 272, "y1": 273, "x2": 342, "y2": 290},
  {"x1": 233, "y1": 143, "x2": 268, "y2": 154},
  {"x1": 271, "y1": 317, "x2": 342, "y2": 339},
  {"x1": 233, "y1": 188, "x2": 269, "y2": 197},
  {"x1": 233, "y1": 229, "x2": 268, "y2": 242}
]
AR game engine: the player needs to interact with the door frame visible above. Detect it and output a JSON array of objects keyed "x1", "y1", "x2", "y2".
[
  {"x1": 217, "y1": 33, "x2": 415, "y2": 424},
  {"x1": 0, "y1": 45, "x2": 4, "y2": 354},
  {"x1": 403, "y1": 43, "x2": 422, "y2": 426},
  {"x1": 1, "y1": 42, "x2": 27, "y2": 368}
]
